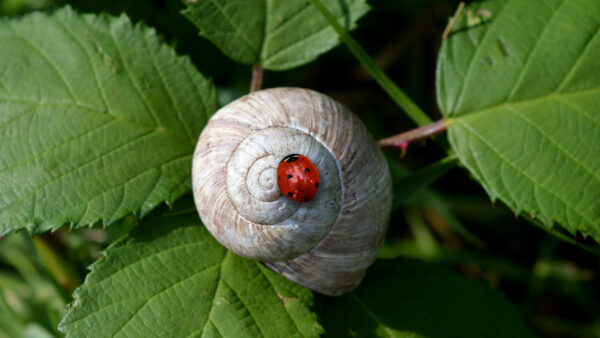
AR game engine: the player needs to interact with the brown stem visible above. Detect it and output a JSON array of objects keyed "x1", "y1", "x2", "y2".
[
  {"x1": 250, "y1": 64, "x2": 264, "y2": 92},
  {"x1": 378, "y1": 119, "x2": 448, "y2": 148},
  {"x1": 442, "y1": 2, "x2": 465, "y2": 41}
]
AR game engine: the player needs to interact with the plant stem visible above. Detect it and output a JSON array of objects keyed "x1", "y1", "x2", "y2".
[
  {"x1": 308, "y1": 0, "x2": 432, "y2": 127},
  {"x1": 378, "y1": 119, "x2": 448, "y2": 148},
  {"x1": 442, "y1": 2, "x2": 465, "y2": 40},
  {"x1": 250, "y1": 64, "x2": 263, "y2": 92}
]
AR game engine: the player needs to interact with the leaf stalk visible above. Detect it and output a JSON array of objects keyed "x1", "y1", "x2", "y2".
[
  {"x1": 250, "y1": 64, "x2": 264, "y2": 92},
  {"x1": 378, "y1": 119, "x2": 448, "y2": 148}
]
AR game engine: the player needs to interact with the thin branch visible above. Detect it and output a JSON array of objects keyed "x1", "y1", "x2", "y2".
[
  {"x1": 442, "y1": 2, "x2": 465, "y2": 41},
  {"x1": 378, "y1": 119, "x2": 448, "y2": 148},
  {"x1": 250, "y1": 64, "x2": 264, "y2": 92},
  {"x1": 308, "y1": 0, "x2": 432, "y2": 127}
]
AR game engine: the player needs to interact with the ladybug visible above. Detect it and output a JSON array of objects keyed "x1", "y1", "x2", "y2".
[{"x1": 277, "y1": 154, "x2": 320, "y2": 202}]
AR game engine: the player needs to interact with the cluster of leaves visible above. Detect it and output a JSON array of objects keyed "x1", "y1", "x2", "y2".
[{"x1": 0, "y1": 0, "x2": 599, "y2": 336}]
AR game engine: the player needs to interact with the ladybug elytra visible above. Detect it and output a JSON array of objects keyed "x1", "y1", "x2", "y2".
[{"x1": 277, "y1": 154, "x2": 320, "y2": 202}]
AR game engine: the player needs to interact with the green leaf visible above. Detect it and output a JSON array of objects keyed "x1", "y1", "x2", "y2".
[
  {"x1": 59, "y1": 205, "x2": 322, "y2": 337},
  {"x1": 0, "y1": 7, "x2": 218, "y2": 235},
  {"x1": 437, "y1": 0, "x2": 600, "y2": 239},
  {"x1": 182, "y1": 0, "x2": 369, "y2": 70},
  {"x1": 318, "y1": 258, "x2": 535, "y2": 338}
]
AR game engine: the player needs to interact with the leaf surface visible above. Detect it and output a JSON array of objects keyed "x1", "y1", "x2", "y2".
[
  {"x1": 437, "y1": 0, "x2": 600, "y2": 238},
  {"x1": 318, "y1": 258, "x2": 535, "y2": 338},
  {"x1": 59, "y1": 205, "x2": 322, "y2": 337},
  {"x1": 182, "y1": 0, "x2": 369, "y2": 70},
  {"x1": 0, "y1": 7, "x2": 217, "y2": 234}
]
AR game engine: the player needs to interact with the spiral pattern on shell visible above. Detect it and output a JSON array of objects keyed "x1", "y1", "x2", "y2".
[{"x1": 192, "y1": 88, "x2": 392, "y2": 295}]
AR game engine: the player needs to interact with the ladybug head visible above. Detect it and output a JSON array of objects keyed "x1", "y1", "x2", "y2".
[{"x1": 280, "y1": 154, "x2": 300, "y2": 163}]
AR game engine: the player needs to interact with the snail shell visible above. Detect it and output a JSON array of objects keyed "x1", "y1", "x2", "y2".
[{"x1": 192, "y1": 88, "x2": 392, "y2": 295}]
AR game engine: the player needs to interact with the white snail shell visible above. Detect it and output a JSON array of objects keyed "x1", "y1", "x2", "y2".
[{"x1": 192, "y1": 88, "x2": 392, "y2": 295}]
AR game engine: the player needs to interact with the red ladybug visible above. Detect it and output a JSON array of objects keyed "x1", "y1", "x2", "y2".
[{"x1": 277, "y1": 154, "x2": 320, "y2": 202}]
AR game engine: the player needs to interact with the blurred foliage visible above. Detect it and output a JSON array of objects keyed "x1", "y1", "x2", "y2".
[
  {"x1": 0, "y1": 232, "x2": 66, "y2": 337},
  {"x1": 1, "y1": 0, "x2": 599, "y2": 337},
  {"x1": 0, "y1": 0, "x2": 53, "y2": 14}
]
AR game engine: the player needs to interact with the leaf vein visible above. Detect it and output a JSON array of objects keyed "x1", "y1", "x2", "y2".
[
  {"x1": 350, "y1": 293, "x2": 393, "y2": 338},
  {"x1": 111, "y1": 263, "x2": 221, "y2": 336},
  {"x1": 454, "y1": 86, "x2": 600, "y2": 122},
  {"x1": 0, "y1": 119, "x2": 117, "y2": 174},
  {"x1": 0, "y1": 78, "x2": 12, "y2": 96},
  {"x1": 141, "y1": 33, "x2": 194, "y2": 145},
  {"x1": 138, "y1": 155, "x2": 193, "y2": 216},
  {"x1": 554, "y1": 96, "x2": 600, "y2": 129},
  {"x1": 194, "y1": 253, "x2": 227, "y2": 338},
  {"x1": 454, "y1": 119, "x2": 594, "y2": 226},
  {"x1": 68, "y1": 254, "x2": 220, "y2": 326},
  {"x1": 6, "y1": 23, "x2": 78, "y2": 103},
  {"x1": 450, "y1": 0, "x2": 512, "y2": 114},
  {"x1": 206, "y1": 0, "x2": 259, "y2": 57},
  {"x1": 505, "y1": 0, "x2": 569, "y2": 101},
  {"x1": 0, "y1": 130, "x2": 157, "y2": 214},
  {"x1": 181, "y1": 66, "x2": 213, "y2": 128},
  {"x1": 255, "y1": 263, "x2": 303, "y2": 334},
  {"x1": 53, "y1": 16, "x2": 111, "y2": 111},
  {"x1": 506, "y1": 105, "x2": 600, "y2": 183},
  {"x1": 262, "y1": 18, "x2": 334, "y2": 63},
  {"x1": 266, "y1": 2, "x2": 312, "y2": 38},
  {"x1": 556, "y1": 17, "x2": 600, "y2": 92},
  {"x1": 220, "y1": 277, "x2": 267, "y2": 337},
  {"x1": 19, "y1": 154, "x2": 189, "y2": 232},
  {"x1": 0, "y1": 102, "x2": 38, "y2": 131},
  {"x1": 107, "y1": 185, "x2": 126, "y2": 225},
  {"x1": 108, "y1": 25, "x2": 161, "y2": 129},
  {"x1": 258, "y1": 0, "x2": 269, "y2": 62}
]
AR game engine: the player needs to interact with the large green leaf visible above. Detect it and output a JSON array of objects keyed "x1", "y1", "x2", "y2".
[
  {"x1": 0, "y1": 7, "x2": 217, "y2": 235},
  {"x1": 318, "y1": 258, "x2": 535, "y2": 337},
  {"x1": 182, "y1": 0, "x2": 369, "y2": 70},
  {"x1": 59, "y1": 204, "x2": 322, "y2": 337},
  {"x1": 437, "y1": 0, "x2": 600, "y2": 238}
]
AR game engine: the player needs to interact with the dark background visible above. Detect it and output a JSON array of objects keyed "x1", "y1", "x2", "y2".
[{"x1": 1, "y1": 0, "x2": 599, "y2": 336}]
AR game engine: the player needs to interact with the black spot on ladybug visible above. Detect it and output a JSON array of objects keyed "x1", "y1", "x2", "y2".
[
  {"x1": 304, "y1": 168, "x2": 310, "y2": 172},
  {"x1": 315, "y1": 182, "x2": 319, "y2": 188},
  {"x1": 280, "y1": 154, "x2": 300, "y2": 163},
  {"x1": 288, "y1": 192, "x2": 294, "y2": 197},
  {"x1": 287, "y1": 174, "x2": 292, "y2": 179},
  {"x1": 278, "y1": 175, "x2": 280, "y2": 181}
]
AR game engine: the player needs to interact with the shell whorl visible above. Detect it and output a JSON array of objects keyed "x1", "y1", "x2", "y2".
[{"x1": 192, "y1": 88, "x2": 392, "y2": 295}]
